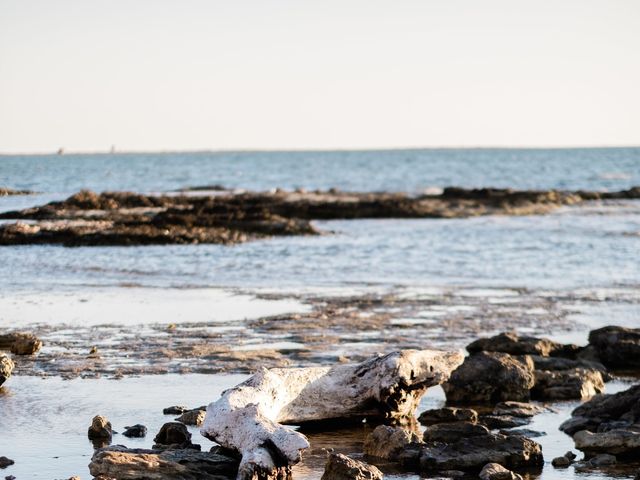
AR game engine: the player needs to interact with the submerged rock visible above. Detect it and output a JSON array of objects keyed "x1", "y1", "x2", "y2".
[
  {"x1": 321, "y1": 453, "x2": 383, "y2": 480},
  {"x1": 0, "y1": 354, "x2": 14, "y2": 386},
  {"x1": 589, "y1": 326, "x2": 640, "y2": 369},
  {"x1": 443, "y1": 352, "x2": 535, "y2": 404},
  {"x1": 88, "y1": 445, "x2": 239, "y2": 480},
  {"x1": 479, "y1": 462, "x2": 523, "y2": 480},
  {"x1": 418, "y1": 407, "x2": 478, "y2": 425},
  {"x1": 123, "y1": 424, "x2": 147, "y2": 438},
  {"x1": 532, "y1": 368, "x2": 605, "y2": 400}
]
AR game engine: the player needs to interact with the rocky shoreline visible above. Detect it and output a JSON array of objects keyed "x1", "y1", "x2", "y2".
[{"x1": 1, "y1": 186, "x2": 638, "y2": 246}]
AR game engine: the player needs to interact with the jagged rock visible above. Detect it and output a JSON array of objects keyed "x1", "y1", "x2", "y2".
[
  {"x1": 0, "y1": 457, "x2": 14, "y2": 468},
  {"x1": 0, "y1": 332, "x2": 42, "y2": 355},
  {"x1": 418, "y1": 407, "x2": 478, "y2": 425},
  {"x1": 492, "y1": 401, "x2": 545, "y2": 418},
  {"x1": 467, "y1": 332, "x2": 575, "y2": 357},
  {"x1": 479, "y1": 415, "x2": 530, "y2": 429},
  {"x1": 574, "y1": 430, "x2": 640, "y2": 458},
  {"x1": 163, "y1": 405, "x2": 189, "y2": 415},
  {"x1": 202, "y1": 349, "x2": 463, "y2": 479},
  {"x1": 123, "y1": 424, "x2": 147, "y2": 438},
  {"x1": 552, "y1": 456, "x2": 571, "y2": 468},
  {"x1": 532, "y1": 368, "x2": 605, "y2": 400},
  {"x1": 363, "y1": 425, "x2": 421, "y2": 459},
  {"x1": 423, "y1": 422, "x2": 489, "y2": 443},
  {"x1": 479, "y1": 462, "x2": 523, "y2": 480},
  {"x1": 153, "y1": 422, "x2": 197, "y2": 450},
  {"x1": 88, "y1": 415, "x2": 113, "y2": 439},
  {"x1": 0, "y1": 354, "x2": 14, "y2": 386},
  {"x1": 88, "y1": 445, "x2": 240, "y2": 480},
  {"x1": 560, "y1": 383, "x2": 640, "y2": 436},
  {"x1": 176, "y1": 408, "x2": 206, "y2": 426},
  {"x1": 443, "y1": 352, "x2": 535, "y2": 404},
  {"x1": 589, "y1": 326, "x2": 640, "y2": 369},
  {"x1": 419, "y1": 432, "x2": 543, "y2": 471},
  {"x1": 321, "y1": 453, "x2": 383, "y2": 480}
]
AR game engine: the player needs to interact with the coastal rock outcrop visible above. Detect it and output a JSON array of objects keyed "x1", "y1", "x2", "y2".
[
  {"x1": 0, "y1": 354, "x2": 14, "y2": 386},
  {"x1": 588, "y1": 326, "x2": 640, "y2": 369},
  {"x1": 479, "y1": 462, "x2": 523, "y2": 480},
  {"x1": 466, "y1": 332, "x2": 575, "y2": 357},
  {"x1": 321, "y1": 453, "x2": 383, "y2": 480},
  {"x1": 0, "y1": 332, "x2": 42, "y2": 355},
  {"x1": 532, "y1": 368, "x2": 605, "y2": 400},
  {"x1": 201, "y1": 349, "x2": 463, "y2": 479},
  {"x1": 418, "y1": 407, "x2": 478, "y2": 425},
  {"x1": 88, "y1": 445, "x2": 240, "y2": 480},
  {"x1": 443, "y1": 351, "x2": 535, "y2": 404}
]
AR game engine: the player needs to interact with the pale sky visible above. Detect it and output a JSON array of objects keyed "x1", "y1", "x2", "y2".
[{"x1": 1, "y1": 0, "x2": 639, "y2": 153}]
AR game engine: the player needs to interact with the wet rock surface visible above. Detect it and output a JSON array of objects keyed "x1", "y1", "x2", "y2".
[
  {"x1": 88, "y1": 415, "x2": 113, "y2": 440},
  {"x1": 418, "y1": 407, "x2": 478, "y2": 425},
  {"x1": 532, "y1": 367, "x2": 605, "y2": 400},
  {"x1": 479, "y1": 462, "x2": 523, "y2": 480},
  {"x1": 1, "y1": 187, "x2": 638, "y2": 246},
  {"x1": 443, "y1": 351, "x2": 536, "y2": 404},
  {"x1": 467, "y1": 332, "x2": 574, "y2": 357},
  {"x1": 0, "y1": 354, "x2": 14, "y2": 386},
  {"x1": 175, "y1": 407, "x2": 207, "y2": 426},
  {"x1": 362, "y1": 425, "x2": 421, "y2": 459},
  {"x1": 123, "y1": 424, "x2": 147, "y2": 438},
  {"x1": 321, "y1": 453, "x2": 383, "y2": 480},
  {"x1": 0, "y1": 332, "x2": 42, "y2": 355},
  {"x1": 153, "y1": 422, "x2": 198, "y2": 450},
  {"x1": 88, "y1": 445, "x2": 239, "y2": 480}
]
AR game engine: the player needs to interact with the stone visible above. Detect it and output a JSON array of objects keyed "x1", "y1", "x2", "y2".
[
  {"x1": 123, "y1": 424, "x2": 147, "y2": 438},
  {"x1": 363, "y1": 425, "x2": 421, "y2": 459},
  {"x1": 479, "y1": 415, "x2": 530, "y2": 429},
  {"x1": 589, "y1": 453, "x2": 617, "y2": 466},
  {"x1": 467, "y1": 332, "x2": 573, "y2": 357},
  {"x1": 589, "y1": 326, "x2": 640, "y2": 369},
  {"x1": 500, "y1": 429, "x2": 546, "y2": 438},
  {"x1": 565, "y1": 451, "x2": 577, "y2": 460},
  {"x1": 153, "y1": 422, "x2": 196, "y2": 450},
  {"x1": 423, "y1": 422, "x2": 490, "y2": 443},
  {"x1": 574, "y1": 429, "x2": 640, "y2": 458},
  {"x1": 163, "y1": 405, "x2": 189, "y2": 415},
  {"x1": 320, "y1": 453, "x2": 383, "y2": 480},
  {"x1": 175, "y1": 408, "x2": 206, "y2": 426},
  {"x1": 0, "y1": 457, "x2": 14, "y2": 469},
  {"x1": 530, "y1": 355, "x2": 609, "y2": 378},
  {"x1": 443, "y1": 352, "x2": 535, "y2": 404},
  {"x1": 479, "y1": 462, "x2": 523, "y2": 480},
  {"x1": 0, "y1": 354, "x2": 14, "y2": 387},
  {"x1": 419, "y1": 432, "x2": 543, "y2": 471},
  {"x1": 492, "y1": 401, "x2": 545, "y2": 418},
  {"x1": 0, "y1": 332, "x2": 42, "y2": 355},
  {"x1": 88, "y1": 445, "x2": 240, "y2": 480},
  {"x1": 88, "y1": 415, "x2": 112, "y2": 439},
  {"x1": 532, "y1": 368, "x2": 605, "y2": 400},
  {"x1": 418, "y1": 407, "x2": 478, "y2": 425},
  {"x1": 551, "y1": 456, "x2": 571, "y2": 468}
]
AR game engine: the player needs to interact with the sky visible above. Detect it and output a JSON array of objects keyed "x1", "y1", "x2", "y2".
[{"x1": 1, "y1": 0, "x2": 639, "y2": 153}]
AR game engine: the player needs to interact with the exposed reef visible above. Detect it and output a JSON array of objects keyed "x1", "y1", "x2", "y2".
[{"x1": 0, "y1": 186, "x2": 638, "y2": 246}]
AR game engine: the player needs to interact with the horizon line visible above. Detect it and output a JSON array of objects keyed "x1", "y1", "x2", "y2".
[{"x1": 2, "y1": 144, "x2": 640, "y2": 156}]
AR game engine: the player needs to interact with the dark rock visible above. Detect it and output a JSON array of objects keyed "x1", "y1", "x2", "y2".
[
  {"x1": 0, "y1": 332, "x2": 43, "y2": 355},
  {"x1": 163, "y1": 405, "x2": 189, "y2": 415},
  {"x1": 574, "y1": 429, "x2": 640, "y2": 458},
  {"x1": 588, "y1": 453, "x2": 617, "y2": 466},
  {"x1": 551, "y1": 456, "x2": 571, "y2": 468},
  {"x1": 499, "y1": 428, "x2": 546, "y2": 438},
  {"x1": 492, "y1": 401, "x2": 545, "y2": 418},
  {"x1": 153, "y1": 422, "x2": 198, "y2": 450},
  {"x1": 467, "y1": 332, "x2": 574, "y2": 357},
  {"x1": 589, "y1": 326, "x2": 640, "y2": 369},
  {"x1": 321, "y1": 453, "x2": 383, "y2": 480},
  {"x1": 0, "y1": 457, "x2": 14, "y2": 469},
  {"x1": 418, "y1": 407, "x2": 478, "y2": 425},
  {"x1": 88, "y1": 415, "x2": 113, "y2": 439},
  {"x1": 423, "y1": 422, "x2": 490, "y2": 443},
  {"x1": 123, "y1": 424, "x2": 147, "y2": 438},
  {"x1": 0, "y1": 354, "x2": 14, "y2": 387},
  {"x1": 443, "y1": 352, "x2": 535, "y2": 404},
  {"x1": 531, "y1": 355, "x2": 610, "y2": 378},
  {"x1": 480, "y1": 415, "x2": 531, "y2": 429},
  {"x1": 532, "y1": 368, "x2": 605, "y2": 400},
  {"x1": 479, "y1": 462, "x2": 523, "y2": 480},
  {"x1": 419, "y1": 432, "x2": 543, "y2": 471},
  {"x1": 88, "y1": 445, "x2": 239, "y2": 480}
]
